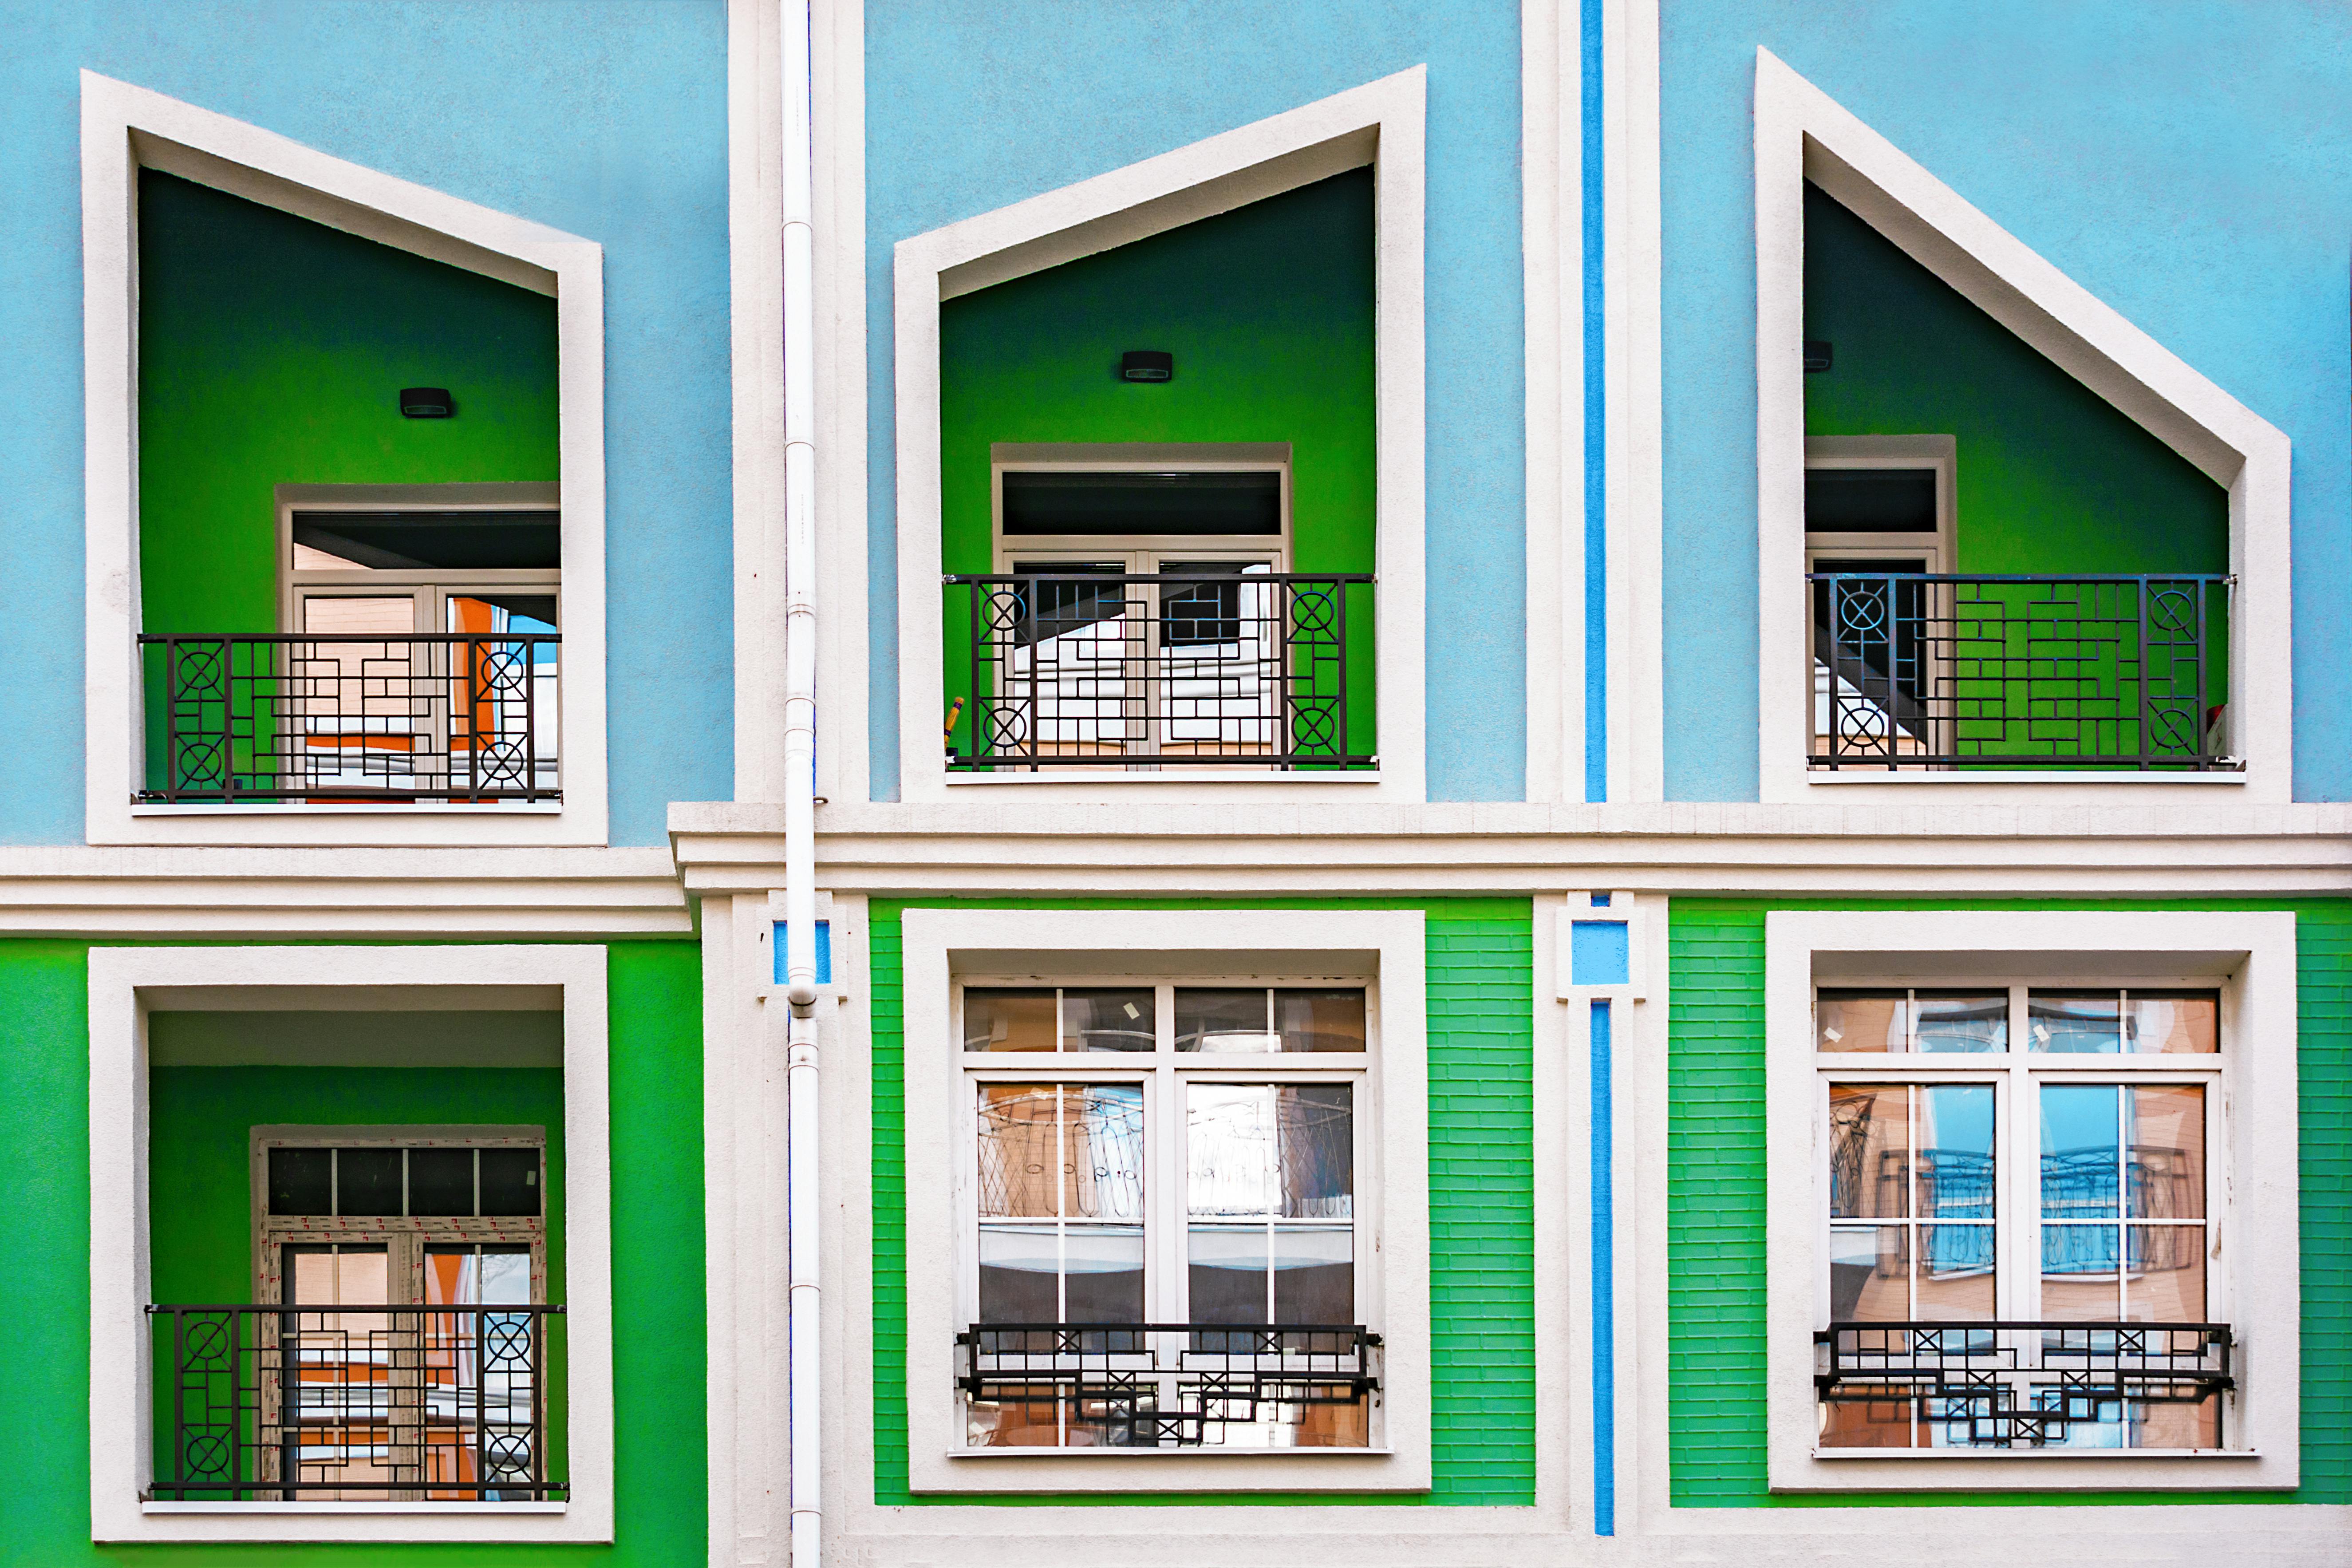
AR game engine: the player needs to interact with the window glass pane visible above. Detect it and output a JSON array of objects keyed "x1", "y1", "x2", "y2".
[
  {"x1": 1271, "y1": 988, "x2": 1367, "y2": 1052},
  {"x1": 1819, "y1": 1392, "x2": 1917, "y2": 1448},
  {"x1": 977, "y1": 1224, "x2": 1061, "y2": 1322},
  {"x1": 2126, "y1": 1225, "x2": 2205, "y2": 1321},
  {"x1": 1827, "y1": 1085, "x2": 1907, "y2": 1219},
  {"x1": 2129, "y1": 1084, "x2": 2204, "y2": 1220},
  {"x1": 1914, "y1": 1223, "x2": 1995, "y2": 1320},
  {"x1": 1187, "y1": 1224, "x2": 1269, "y2": 1325},
  {"x1": 2029, "y1": 991, "x2": 2123, "y2": 1053},
  {"x1": 2041, "y1": 1085, "x2": 2120, "y2": 1218},
  {"x1": 1060, "y1": 989, "x2": 1154, "y2": 1053},
  {"x1": 268, "y1": 1147, "x2": 333, "y2": 1216},
  {"x1": 964, "y1": 989, "x2": 1056, "y2": 1051},
  {"x1": 1914, "y1": 992, "x2": 2006, "y2": 1053},
  {"x1": 292, "y1": 511, "x2": 560, "y2": 570},
  {"x1": 978, "y1": 1085, "x2": 1062, "y2": 1218},
  {"x1": 1817, "y1": 990, "x2": 1904, "y2": 1052},
  {"x1": 1001, "y1": 470, "x2": 1282, "y2": 536},
  {"x1": 336, "y1": 1147, "x2": 404, "y2": 1216},
  {"x1": 1176, "y1": 989, "x2": 1274, "y2": 1052},
  {"x1": 1271, "y1": 1226, "x2": 1353, "y2": 1323},
  {"x1": 407, "y1": 1148, "x2": 475, "y2": 1217},
  {"x1": 1062, "y1": 1225, "x2": 1144, "y2": 1322},
  {"x1": 1828, "y1": 1225, "x2": 1907, "y2": 1321},
  {"x1": 301, "y1": 595, "x2": 416, "y2": 635},
  {"x1": 478, "y1": 1148, "x2": 542, "y2": 1217},
  {"x1": 285, "y1": 1243, "x2": 389, "y2": 1307},
  {"x1": 1918, "y1": 1086, "x2": 1994, "y2": 1219},
  {"x1": 2126, "y1": 992, "x2": 2218, "y2": 1054},
  {"x1": 1063, "y1": 1085, "x2": 1145, "y2": 1220},
  {"x1": 424, "y1": 1245, "x2": 533, "y2": 1305},
  {"x1": 1278, "y1": 1085, "x2": 1354, "y2": 1219},
  {"x1": 2041, "y1": 1221, "x2": 2122, "y2": 1321},
  {"x1": 1188, "y1": 1084, "x2": 1275, "y2": 1215}
]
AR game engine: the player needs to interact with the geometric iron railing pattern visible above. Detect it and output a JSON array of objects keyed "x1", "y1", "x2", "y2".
[
  {"x1": 944, "y1": 572, "x2": 1375, "y2": 770},
  {"x1": 1815, "y1": 1319, "x2": 2232, "y2": 1448},
  {"x1": 146, "y1": 1303, "x2": 566, "y2": 1502},
  {"x1": 136, "y1": 633, "x2": 561, "y2": 803},
  {"x1": 1808, "y1": 573, "x2": 2234, "y2": 771},
  {"x1": 956, "y1": 1322, "x2": 1379, "y2": 1448}
]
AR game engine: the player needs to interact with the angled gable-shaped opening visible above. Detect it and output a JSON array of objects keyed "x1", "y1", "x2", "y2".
[
  {"x1": 1755, "y1": 50, "x2": 2290, "y2": 803},
  {"x1": 83, "y1": 73, "x2": 609, "y2": 845},
  {"x1": 895, "y1": 69, "x2": 1426, "y2": 802}
]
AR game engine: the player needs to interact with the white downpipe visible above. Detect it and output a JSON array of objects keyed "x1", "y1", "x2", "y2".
[{"x1": 780, "y1": 1, "x2": 820, "y2": 1567}]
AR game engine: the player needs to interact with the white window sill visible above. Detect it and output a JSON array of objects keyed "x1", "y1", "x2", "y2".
[
  {"x1": 944, "y1": 770, "x2": 1383, "y2": 786},
  {"x1": 1810, "y1": 1448, "x2": 2257, "y2": 1461},
  {"x1": 1804, "y1": 770, "x2": 2243, "y2": 785},
  {"x1": 950, "y1": 1446, "x2": 1392, "y2": 1460},
  {"x1": 131, "y1": 802, "x2": 565, "y2": 815},
  {"x1": 144, "y1": 1502, "x2": 568, "y2": 1514}
]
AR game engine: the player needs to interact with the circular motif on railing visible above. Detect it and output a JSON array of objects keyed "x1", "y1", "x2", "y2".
[
  {"x1": 475, "y1": 739, "x2": 530, "y2": 788},
  {"x1": 485, "y1": 1433, "x2": 532, "y2": 1476},
  {"x1": 1835, "y1": 707, "x2": 1889, "y2": 745},
  {"x1": 1290, "y1": 587, "x2": 1338, "y2": 639},
  {"x1": 181, "y1": 735, "x2": 228, "y2": 786},
  {"x1": 184, "y1": 1316, "x2": 229, "y2": 1362},
  {"x1": 178, "y1": 643, "x2": 226, "y2": 697},
  {"x1": 2148, "y1": 585, "x2": 2196, "y2": 636},
  {"x1": 983, "y1": 703, "x2": 1028, "y2": 750},
  {"x1": 185, "y1": 1432, "x2": 231, "y2": 1476},
  {"x1": 2148, "y1": 703, "x2": 2197, "y2": 752},
  {"x1": 483, "y1": 1317, "x2": 533, "y2": 1366},
  {"x1": 1292, "y1": 699, "x2": 1338, "y2": 753},
  {"x1": 481, "y1": 645, "x2": 530, "y2": 695},
  {"x1": 1834, "y1": 591, "x2": 1888, "y2": 638},
  {"x1": 983, "y1": 589, "x2": 1028, "y2": 637}
]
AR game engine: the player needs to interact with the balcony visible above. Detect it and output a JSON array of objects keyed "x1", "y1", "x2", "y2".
[
  {"x1": 1816, "y1": 1319, "x2": 2232, "y2": 1449},
  {"x1": 1810, "y1": 573, "x2": 2233, "y2": 772},
  {"x1": 146, "y1": 1302, "x2": 565, "y2": 1503},
  {"x1": 137, "y1": 631, "x2": 561, "y2": 804},
  {"x1": 956, "y1": 1321, "x2": 1380, "y2": 1448},
  {"x1": 943, "y1": 570, "x2": 1376, "y2": 771}
]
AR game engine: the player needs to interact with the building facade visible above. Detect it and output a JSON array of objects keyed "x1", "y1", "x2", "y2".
[{"x1": 0, "y1": 1, "x2": 2346, "y2": 1564}]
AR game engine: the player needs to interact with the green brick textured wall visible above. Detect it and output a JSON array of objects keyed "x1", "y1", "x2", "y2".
[
  {"x1": 868, "y1": 897, "x2": 1535, "y2": 1506},
  {"x1": 1668, "y1": 897, "x2": 2349, "y2": 1507}
]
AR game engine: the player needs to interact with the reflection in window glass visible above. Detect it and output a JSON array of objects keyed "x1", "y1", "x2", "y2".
[
  {"x1": 962, "y1": 989, "x2": 1058, "y2": 1051},
  {"x1": 975, "y1": 1083, "x2": 1146, "y2": 1324},
  {"x1": 1913, "y1": 993, "x2": 2005, "y2": 1054},
  {"x1": 1816, "y1": 990, "x2": 1904, "y2": 1052},
  {"x1": 2039, "y1": 1083, "x2": 2205, "y2": 1323},
  {"x1": 1176, "y1": 989, "x2": 1274, "y2": 1051},
  {"x1": 1185, "y1": 1084, "x2": 1353, "y2": 1324},
  {"x1": 1825, "y1": 1084, "x2": 1993, "y2": 1324},
  {"x1": 1060, "y1": 989, "x2": 1154, "y2": 1052}
]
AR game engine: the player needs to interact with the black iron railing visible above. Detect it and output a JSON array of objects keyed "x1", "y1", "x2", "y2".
[
  {"x1": 943, "y1": 571, "x2": 1375, "y2": 770},
  {"x1": 1808, "y1": 573, "x2": 2234, "y2": 770},
  {"x1": 957, "y1": 1322, "x2": 1379, "y2": 1447},
  {"x1": 1816, "y1": 1319, "x2": 2232, "y2": 1447},
  {"x1": 147, "y1": 1303, "x2": 565, "y2": 1502},
  {"x1": 138, "y1": 633, "x2": 561, "y2": 803}
]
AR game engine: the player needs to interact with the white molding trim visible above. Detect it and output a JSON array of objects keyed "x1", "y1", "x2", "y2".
[
  {"x1": 80, "y1": 71, "x2": 610, "y2": 846},
  {"x1": 1753, "y1": 49, "x2": 2290, "y2": 805},
  {"x1": 1607, "y1": 0, "x2": 1665, "y2": 805},
  {"x1": 1763, "y1": 909, "x2": 2299, "y2": 1493},
  {"x1": 1523, "y1": 0, "x2": 1579, "y2": 805},
  {"x1": 897, "y1": 907, "x2": 1433, "y2": 1493},
  {"x1": 891, "y1": 70, "x2": 1428, "y2": 803},
  {"x1": 730, "y1": 0, "x2": 790, "y2": 804},
  {"x1": 88, "y1": 944, "x2": 615, "y2": 1543}
]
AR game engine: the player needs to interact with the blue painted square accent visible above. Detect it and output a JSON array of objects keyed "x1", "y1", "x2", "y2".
[
  {"x1": 772, "y1": 920, "x2": 833, "y2": 985},
  {"x1": 1590, "y1": 891, "x2": 1612, "y2": 906},
  {"x1": 1570, "y1": 920, "x2": 1630, "y2": 987}
]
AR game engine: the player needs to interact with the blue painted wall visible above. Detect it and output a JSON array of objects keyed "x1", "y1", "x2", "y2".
[
  {"x1": 1661, "y1": 1, "x2": 2352, "y2": 801},
  {"x1": 0, "y1": 0, "x2": 731, "y2": 844},
  {"x1": 864, "y1": 0, "x2": 1526, "y2": 802}
]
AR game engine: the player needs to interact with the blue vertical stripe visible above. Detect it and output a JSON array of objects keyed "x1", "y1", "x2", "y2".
[
  {"x1": 1580, "y1": 0, "x2": 1609, "y2": 801},
  {"x1": 1590, "y1": 997, "x2": 1616, "y2": 1534}
]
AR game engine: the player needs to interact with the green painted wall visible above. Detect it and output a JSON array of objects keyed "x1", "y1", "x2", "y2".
[
  {"x1": 1665, "y1": 897, "x2": 2350, "y2": 1507},
  {"x1": 136, "y1": 169, "x2": 560, "y2": 639},
  {"x1": 936, "y1": 171, "x2": 1378, "y2": 760},
  {"x1": 0, "y1": 940, "x2": 706, "y2": 1565},
  {"x1": 868, "y1": 896, "x2": 1535, "y2": 1506},
  {"x1": 1803, "y1": 183, "x2": 2227, "y2": 577}
]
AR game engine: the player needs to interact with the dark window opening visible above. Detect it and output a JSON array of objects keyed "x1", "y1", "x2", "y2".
[{"x1": 1002, "y1": 471, "x2": 1280, "y2": 536}]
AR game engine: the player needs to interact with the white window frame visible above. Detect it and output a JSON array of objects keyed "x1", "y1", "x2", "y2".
[
  {"x1": 954, "y1": 977, "x2": 1374, "y2": 1446},
  {"x1": 88, "y1": 944, "x2": 614, "y2": 1544},
  {"x1": 902, "y1": 907, "x2": 1431, "y2": 1493},
  {"x1": 892, "y1": 70, "x2": 1425, "y2": 801},
  {"x1": 1754, "y1": 50, "x2": 2290, "y2": 802},
  {"x1": 81, "y1": 72, "x2": 608, "y2": 844},
  {"x1": 1764, "y1": 909, "x2": 2299, "y2": 1492}
]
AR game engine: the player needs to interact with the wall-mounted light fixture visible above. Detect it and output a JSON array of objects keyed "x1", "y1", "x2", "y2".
[
  {"x1": 1802, "y1": 340, "x2": 1832, "y2": 374},
  {"x1": 399, "y1": 387, "x2": 455, "y2": 418},
  {"x1": 1119, "y1": 350, "x2": 1173, "y2": 382}
]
